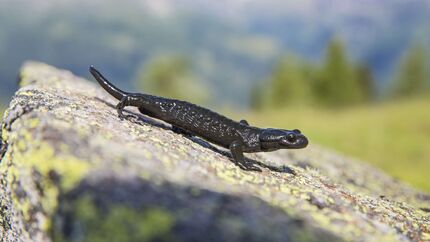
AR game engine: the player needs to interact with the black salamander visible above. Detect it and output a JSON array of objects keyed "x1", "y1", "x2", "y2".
[{"x1": 90, "y1": 66, "x2": 308, "y2": 171}]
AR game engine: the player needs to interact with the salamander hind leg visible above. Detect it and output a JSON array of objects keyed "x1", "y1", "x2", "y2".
[
  {"x1": 172, "y1": 125, "x2": 193, "y2": 137},
  {"x1": 229, "y1": 140, "x2": 261, "y2": 171},
  {"x1": 116, "y1": 96, "x2": 129, "y2": 120}
]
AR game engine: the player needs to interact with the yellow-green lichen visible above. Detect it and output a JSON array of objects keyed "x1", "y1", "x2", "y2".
[
  {"x1": 4, "y1": 139, "x2": 91, "y2": 232},
  {"x1": 54, "y1": 196, "x2": 175, "y2": 242},
  {"x1": 18, "y1": 69, "x2": 32, "y2": 87},
  {"x1": 14, "y1": 142, "x2": 90, "y2": 191},
  {"x1": 16, "y1": 91, "x2": 34, "y2": 97},
  {"x1": 27, "y1": 117, "x2": 40, "y2": 128},
  {"x1": 422, "y1": 232, "x2": 430, "y2": 241},
  {"x1": 3, "y1": 116, "x2": 93, "y2": 233},
  {"x1": 1, "y1": 124, "x2": 9, "y2": 142}
]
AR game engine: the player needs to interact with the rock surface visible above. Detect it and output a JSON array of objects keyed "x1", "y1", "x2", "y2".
[{"x1": 0, "y1": 62, "x2": 429, "y2": 242}]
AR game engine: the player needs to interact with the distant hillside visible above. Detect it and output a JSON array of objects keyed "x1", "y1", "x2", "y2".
[{"x1": 0, "y1": 0, "x2": 429, "y2": 106}]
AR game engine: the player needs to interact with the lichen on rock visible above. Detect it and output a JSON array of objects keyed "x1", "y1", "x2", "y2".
[{"x1": 0, "y1": 62, "x2": 429, "y2": 242}]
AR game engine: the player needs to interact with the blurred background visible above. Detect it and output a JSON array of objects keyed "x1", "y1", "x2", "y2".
[{"x1": 0, "y1": 0, "x2": 429, "y2": 191}]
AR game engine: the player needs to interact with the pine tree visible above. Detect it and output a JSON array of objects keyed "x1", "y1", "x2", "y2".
[
  {"x1": 391, "y1": 43, "x2": 429, "y2": 97},
  {"x1": 267, "y1": 56, "x2": 313, "y2": 107},
  {"x1": 316, "y1": 39, "x2": 364, "y2": 107},
  {"x1": 355, "y1": 64, "x2": 375, "y2": 101}
]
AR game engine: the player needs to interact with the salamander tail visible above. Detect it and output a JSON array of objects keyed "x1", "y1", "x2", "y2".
[{"x1": 89, "y1": 66, "x2": 128, "y2": 100}]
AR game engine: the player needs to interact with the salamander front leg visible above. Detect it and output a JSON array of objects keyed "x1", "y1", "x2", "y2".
[{"x1": 229, "y1": 140, "x2": 261, "y2": 172}]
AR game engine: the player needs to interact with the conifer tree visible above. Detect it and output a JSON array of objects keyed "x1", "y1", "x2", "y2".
[
  {"x1": 268, "y1": 56, "x2": 313, "y2": 107},
  {"x1": 391, "y1": 44, "x2": 429, "y2": 97},
  {"x1": 316, "y1": 39, "x2": 364, "y2": 106},
  {"x1": 355, "y1": 64, "x2": 375, "y2": 101}
]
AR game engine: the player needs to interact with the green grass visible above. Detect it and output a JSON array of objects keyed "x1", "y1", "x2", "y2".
[{"x1": 239, "y1": 97, "x2": 430, "y2": 193}]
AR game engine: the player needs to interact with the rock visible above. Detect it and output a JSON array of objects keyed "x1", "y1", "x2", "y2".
[{"x1": 0, "y1": 62, "x2": 429, "y2": 242}]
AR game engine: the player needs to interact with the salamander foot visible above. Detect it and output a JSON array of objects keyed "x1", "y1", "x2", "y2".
[
  {"x1": 230, "y1": 140, "x2": 262, "y2": 172},
  {"x1": 236, "y1": 161, "x2": 262, "y2": 172}
]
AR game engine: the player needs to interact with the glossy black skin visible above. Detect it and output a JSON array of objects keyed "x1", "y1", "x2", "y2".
[{"x1": 90, "y1": 66, "x2": 308, "y2": 171}]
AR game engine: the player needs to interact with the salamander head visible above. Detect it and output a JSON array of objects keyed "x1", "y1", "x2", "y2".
[{"x1": 259, "y1": 128, "x2": 308, "y2": 151}]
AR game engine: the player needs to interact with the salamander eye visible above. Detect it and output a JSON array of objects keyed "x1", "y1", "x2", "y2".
[{"x1": 286, "y1": 133, "x2": 296, "y2": 142}]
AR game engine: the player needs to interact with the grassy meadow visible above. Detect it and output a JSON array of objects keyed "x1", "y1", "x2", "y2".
[{"x1": 239, "y1": 97, "x2": 430, "y2": 193}]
